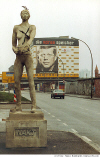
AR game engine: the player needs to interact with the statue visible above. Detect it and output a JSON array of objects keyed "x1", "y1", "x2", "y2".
[{"x1": 10, "y1": 7, "x2": 36, "y2": 113}]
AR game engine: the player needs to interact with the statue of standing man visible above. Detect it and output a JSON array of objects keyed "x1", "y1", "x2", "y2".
[{"x1": 10, "y1": 7, "x2": 36, "y2": 113}]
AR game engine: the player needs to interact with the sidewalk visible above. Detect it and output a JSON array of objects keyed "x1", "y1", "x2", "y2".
[
  {"x1": 65, "y1": 94, "x2": 100, "y2": 100},
  {"x1": 0, "y1": 130, "x2": 99, "y2": 154}
]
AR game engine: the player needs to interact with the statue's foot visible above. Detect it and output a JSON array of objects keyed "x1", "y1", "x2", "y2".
[
  {"x1": 31, "y1": 106, "x2": 35, "y2": 113},
  {"x1": 10, "y1": 107, "x2": 22, "y2": 113}
]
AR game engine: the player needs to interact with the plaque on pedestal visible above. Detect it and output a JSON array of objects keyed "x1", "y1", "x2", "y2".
[{"x1": 6, "y1": 111, "x2": 47, "y2": 148}]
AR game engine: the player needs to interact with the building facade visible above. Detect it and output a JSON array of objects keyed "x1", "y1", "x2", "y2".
[
  {"x1": 94, "y1": 65, "x2": 100, "y2": 97},
  {"x1": 30, "y1": 37, "x2": 79, "y2": 78}
]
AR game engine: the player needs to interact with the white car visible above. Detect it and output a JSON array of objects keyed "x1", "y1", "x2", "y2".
[{"x1": 51, "y1": 89, "x2": 65, "y2": 99}]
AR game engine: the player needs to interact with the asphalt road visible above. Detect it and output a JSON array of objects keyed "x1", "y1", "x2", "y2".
[{"x1": 21, "y1": 91, "x2": 100, "y2": 147}]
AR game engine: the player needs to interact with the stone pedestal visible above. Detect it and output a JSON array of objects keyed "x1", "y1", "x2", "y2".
[{"x1": 6, "y1": 111, "x2": 47, "y2": 148}]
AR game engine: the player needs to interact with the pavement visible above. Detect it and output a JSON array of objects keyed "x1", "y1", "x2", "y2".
[
  {"x1": 0, "y1": 101, "x2": 100, "y2": 154},
  {"x1": 0, "y1": 130, "x2": 99, "y2": 154},
  {"x1": 65, "y1": 94, "x2": 100, "y2": 100}
]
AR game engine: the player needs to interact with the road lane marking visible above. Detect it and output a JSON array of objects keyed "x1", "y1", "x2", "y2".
[
  {"x1": 80, "y1": 107, "x2": 83, "y2": 109},
  {"x1": 82, "y1": 136, "x2": 92, "y2": 142},
  {"x1": 80, "y1": 107, "x2": 84, "y2": 109},
  {"x1": 52, "y1": 115, "x2": 55, "y2": 118},
  {"x1": 63, "y1": 123, "x2": 68, "y2": 126},
  {"x1": 85, "y1": 109, "x2": 88, "y2": 111},
  {"x1": 57, "y1": 119, "x2": 61, "y2": 121},
  {"x1": 42, "y1": 109, "x2": 47, "y2": 112},
  {"x1": 42, "y1": 109, "x2": 51, "y2": 115},
  {"x1": 71, "y1": 129, "x2": 78, "y2": 133}
]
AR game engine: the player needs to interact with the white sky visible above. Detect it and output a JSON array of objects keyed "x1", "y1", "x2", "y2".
[{"x1": 0, "y1": 0, "x2": 100, "y2": 76}]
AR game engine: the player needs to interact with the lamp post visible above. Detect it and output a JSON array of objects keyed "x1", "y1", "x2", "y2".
[
  {"x1": 58, "y1": 57, "x2": 64, "y2": 77},
  {"x1": 72, "y1": 37, "x2": 93, "y2": 98},
  {"x1": 58, "y1": 57, "x2": 65, "y2": 89}
]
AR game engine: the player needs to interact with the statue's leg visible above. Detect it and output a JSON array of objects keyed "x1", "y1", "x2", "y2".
[
  {"x1": 25, "y1": 55, "x2": 36, "y2": 113},
  {"x1": 10, "y1": 56, "x2": 23, "y2": 112}
]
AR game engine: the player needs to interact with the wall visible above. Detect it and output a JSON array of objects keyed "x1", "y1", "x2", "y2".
[
  {"x1": 65, "y1": 82, "x2": 77, "y2": 94},
  {"x1": 65, "y1": 79, "x2": 92, "y2": 96},
  {"x1": 77, "y1": 80, "x2": 91, "y2": 95},
  {"x1": 94, "y1": 79, "x2": 100, "y2": 97}
]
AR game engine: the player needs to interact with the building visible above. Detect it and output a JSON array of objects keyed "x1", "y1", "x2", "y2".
[
  {"x1": 8, "y1": 65, "x2": 26, "y2": 74},
  {"x1": 94, "y1": 65, "x2": 100, "y2": 97},
  {"x1": 79, "y1": 69, "x2": 90, "y2": 78},
  {"x1": 6, "y1": 37, "x2": 79, "y2": 92},
  {"x1": 30, "y1": 36, "x2": 79, "y2": 79},
  {"x1": 9, "y1": 65, "x2": 14, "y2": 72},
  {"x1": 95, "y1": 65, "x2": 100, "y2": 77}
]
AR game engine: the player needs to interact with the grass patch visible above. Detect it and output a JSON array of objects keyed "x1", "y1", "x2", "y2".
[{"x1": 0, "y1": 92, "x2": 30, "y2": 102}]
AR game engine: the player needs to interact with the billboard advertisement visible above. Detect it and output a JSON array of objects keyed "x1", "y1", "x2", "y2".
[
  {"x1": 36, "y1": 46, "x2": 58, "y2": 73},
  {"x1": 30, "y1": 37, "x2": 79, "y2": 77}
]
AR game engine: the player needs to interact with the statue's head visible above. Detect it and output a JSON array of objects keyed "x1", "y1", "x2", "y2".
[{"x1": 20, "y1": 9, "x2": 30, "y2": 21}]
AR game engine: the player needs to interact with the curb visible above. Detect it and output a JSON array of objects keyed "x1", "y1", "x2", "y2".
[{"x1": 71, "y1": 130, "x2": 100, "y2": 153}]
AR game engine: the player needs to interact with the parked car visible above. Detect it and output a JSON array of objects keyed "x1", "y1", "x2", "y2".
[{"x1": 51, "y1": 89, "x2": 65, "y2": 99}]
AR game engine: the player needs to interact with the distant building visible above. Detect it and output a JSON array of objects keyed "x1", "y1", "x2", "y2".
[
  {"x1": 23, "y1": 66, "x2": 27, "y2": 74},
  {"x1": 79, "y1": 69, "x2": 90, "y2": 78},
  {"x1": 95, "y1": 65, "x2": 100, "y2": 77},
  {"x1": 9, "y1": 65, "x2": 14, "y2": 72},
  {"x1": 9, "y1": 65, "x2": 26, "y2": 74}
]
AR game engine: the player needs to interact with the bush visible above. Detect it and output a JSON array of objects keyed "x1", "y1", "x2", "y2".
[{"x1": 0, "y1": 92, "x2": 29, "y2": 102}]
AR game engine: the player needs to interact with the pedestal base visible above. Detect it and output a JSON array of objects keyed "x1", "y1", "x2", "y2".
[{"x1": 6, "y1": 111, "x2": 47, "y2": 148}]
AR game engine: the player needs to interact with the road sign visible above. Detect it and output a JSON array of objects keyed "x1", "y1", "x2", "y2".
[{"x1": 2, "y1": 72, "x2": 15, "y2": 83}]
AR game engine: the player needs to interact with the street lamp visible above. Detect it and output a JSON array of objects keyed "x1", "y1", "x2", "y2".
[
  {"x1": 72, "y1": 37, "x2": 93, "y2": 98},
  {"x1": 57, "y1": 57, "x2": 65, "y2": 89},
  {"x1": 58, "y1": 57, "x2": 64, "y2": 77}
]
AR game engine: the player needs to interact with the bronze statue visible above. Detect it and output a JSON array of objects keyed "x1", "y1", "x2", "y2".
[{"x1": 10, "y1": 7, "x2": 36, "y2": 113}]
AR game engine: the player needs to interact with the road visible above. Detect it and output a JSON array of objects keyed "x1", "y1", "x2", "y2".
[{"x1": 22, "y1": 90, "x2": 100, "y2": 147}]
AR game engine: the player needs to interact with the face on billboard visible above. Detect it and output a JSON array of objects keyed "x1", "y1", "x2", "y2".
[
  {"x1": 39, "y1": 47, "x2": 56, "y2": 68},
  {"x1": 36, "y1": 46, "x2": 58, "y2": 73}
]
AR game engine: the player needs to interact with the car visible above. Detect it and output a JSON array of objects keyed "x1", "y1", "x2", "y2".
[{"x1": 51, "y1": 89, "x2": 65, "y2": 99}]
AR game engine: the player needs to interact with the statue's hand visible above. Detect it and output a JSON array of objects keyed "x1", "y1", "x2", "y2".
[
  {"x1": 22, "y1": 45, "x2": 30, "y2": 52},
  {"x1": 18, "y1": 44, "x2": 30, "y2": 54},
  {"x1": 12, "y1": 46, "x2": 19, "y2": 54}
]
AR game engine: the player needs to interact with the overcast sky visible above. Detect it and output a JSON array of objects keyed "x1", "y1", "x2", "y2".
[{"x1": 0, "y1": 0, "x2": 100, "y2": 76}]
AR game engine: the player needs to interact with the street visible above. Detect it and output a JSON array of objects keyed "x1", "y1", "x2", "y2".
[{"x1": 22, "y1": 91, "x2": 100, "y2": 147}]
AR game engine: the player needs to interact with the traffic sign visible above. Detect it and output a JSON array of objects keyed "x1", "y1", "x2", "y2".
[{"x1": 2, "y1": 72, "x2": 15, "y2": 83}]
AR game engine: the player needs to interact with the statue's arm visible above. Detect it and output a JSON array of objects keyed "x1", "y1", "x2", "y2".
[{"x1": 12, "y1": 26, "x2": 18, "y2": 54}]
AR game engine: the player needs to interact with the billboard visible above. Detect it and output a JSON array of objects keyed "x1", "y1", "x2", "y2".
[
  {"x1": 36, "y1": 46, "x2": 58, "y2": 73},
  {"x1": 30, "y1": 37, "x2": 79, "y2": 77}
]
